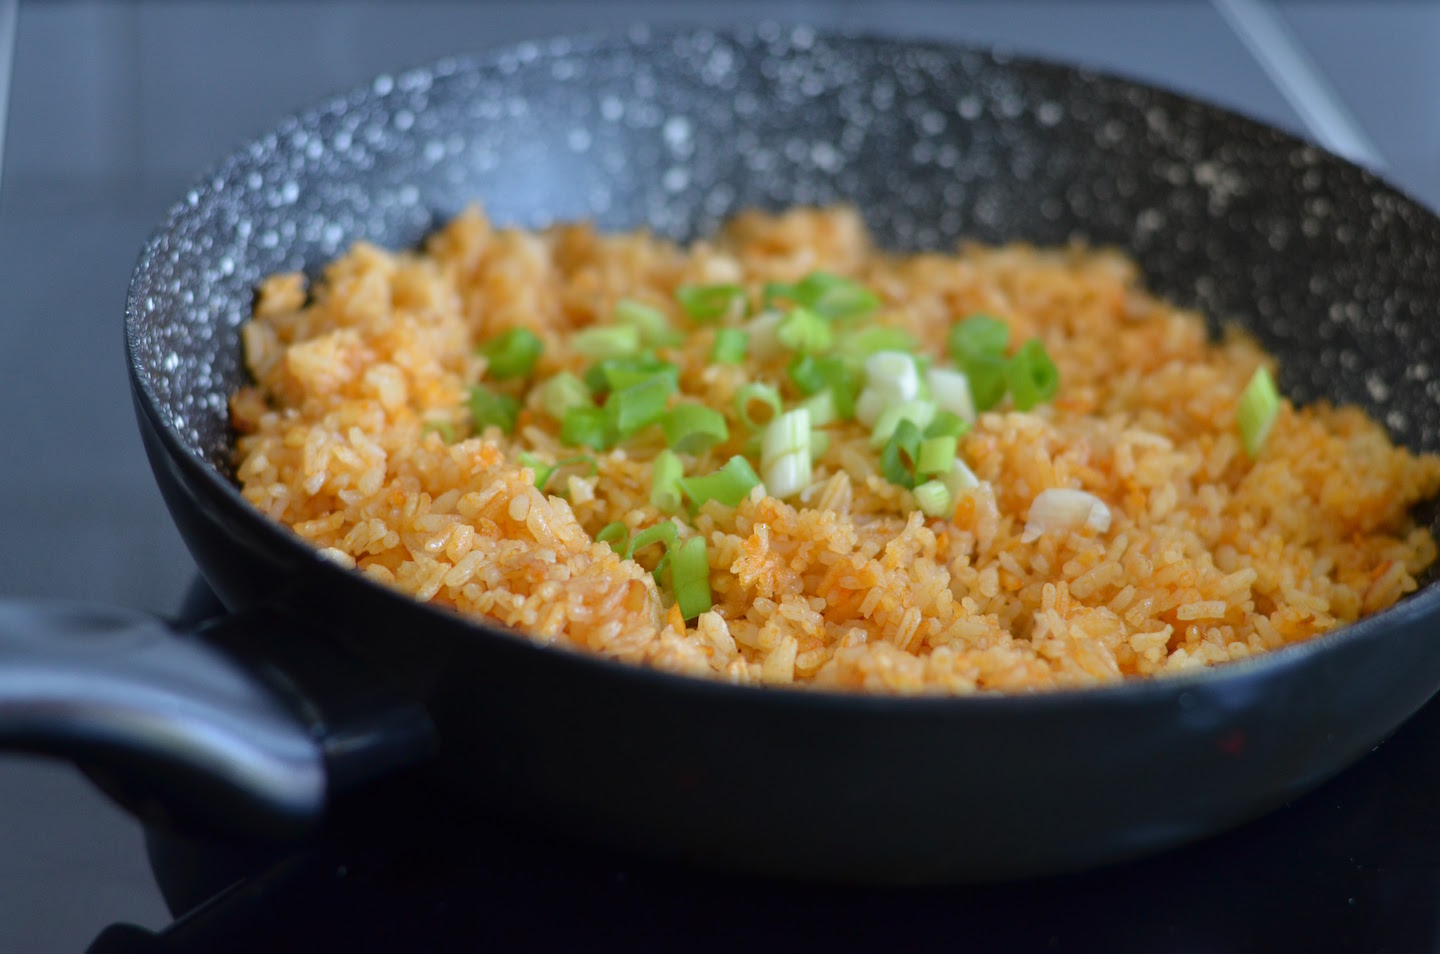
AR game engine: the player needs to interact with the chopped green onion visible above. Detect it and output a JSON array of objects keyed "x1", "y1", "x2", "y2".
[
  {"x1": 712, "y1": 328, "x2": 748, "y2": 364},
  {"x1": 561, "y1": 406, "x2": 610, "y2": 450},
  {"x1": 584, "y1": 355, "x2": 679, "y2": 395},
  {"x1": 596, "y1": 521, "x2": 630, "y2": 554},
  {"x1": 603, "y1": 375, "x2": 674, "y2": 438},
  {"x1": 679, "y1": 455, "x2": 762, "y2": 508},
  {"x1": 789, "y1": 355, "x2": 857, "y2": 418},
  {"x1": 943, "y1": 458, "x2": 981, "y2": 498},
  {"x1": 776, "y1": 306, "x2": 833, "y2": 353},
  {"x1": 793, "y1": 272, "x2": 881, "y2": 322},
  {"x1": 880, "y1": 419, "x2": 925, "y2": 489},
  {"x1": 811, "y1": 429, "x2": 831, "y2": 458},
  {"x1": 964, "y1": 353, "x2": 1010, "y2": 412},
  {"x1": 421, "y1": 420, "x2": 457, "y2": 444},
  {"x1": 838, "y1": 326, "x2": 919, "y2": 361},
  {"x1": 745, "y1": 310, "x2": 785, "y2": 361},
  {"x1": 615, "y1": 298, "x2": 683, "y2": 348},
  {"x1": 1238, "y1": 366, "x2": 1280, "y2": 458},
  {"x1": 762, "y1": 282, "x2": 797, "y2": 309},
  {"x1": 857, "y1": 351, "x2": 923, "y2": 426},
  {"x1": 735, "y1": 382, "x2": 782, "y2": 430},
  {"x1": 925, "y1": 410, "x2": 971, "y2": 440},
  {"x1": 762, "y1": 407, "x2": 812, "y2": 463},
  {"x1": 760, "y1": 408, "x2": 813, "y2": 499},
  {"x1": 948, "y1": 314, "x2": 1010, "y2": 365},
  {"x1": 662, "y1": 404, "x2": 729, "y2": 454},
  {"x1": 916, "y1": 436, "x2": 958, "y2": 476},
  {"x1": 913, "y1": 480, "x2": 954, "y2": 518},
  {"x1": 477, "y1": 327, "x2": 544, "y2": 379},
  {"x1": 672, "y1": 536, "x2": 713, "y2": 620},
  {"x1": 871, "y1": 399, "x2": 937, "y2": 447},
  {"x1": 538, "y1": 372, "x2": 593, "y2": 421},
  {"x1": 676, "y1": 284, "x2": 747, "y2": 323},
  {"x1": 1007, "y1": 339, "x2": 1060, "y2": 411},
  {"x1": 651, "y1": 450, "x2": 685, "y2": 514},
  {"x1": 519, "y1": 453, "x2": 597, "y2": 492},
  {"x1": 925, "y1": 367, "x2": 977, "y2": 424},
  {"x1": 468, "y1": 385, "x2": 520, "y2": 434},
  {"x1": 787, "y1": 354, "x2": 828, "y2": 395},
  {"x1": 800, "y1": 390, "x2": 837, "y2": 427},
  {"x1": 626, "y1": 521, "x2": 679, "y2": 561},
  {"x1": 573, "y1": 324, "x2": 641, "y2": 361}
]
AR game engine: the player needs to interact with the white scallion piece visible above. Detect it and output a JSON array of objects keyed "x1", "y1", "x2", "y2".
[
  {"x1": 913, "y1": 480, "x2": 953, "y2": 518},
  {"x1": 761, "y1": 408, "x2": 811, "y2": 465},
  {"x1": 942, "y1": 458, "x2": 981, "y2": 498},
  {"x1": 925, "y1": 367, "x2": 976, "y2": 424},
  {"x1": 760, "y1": 408, "x2": 813, "y2": 499},
  {"x1": 745, "y1": 310, "x2": 785, "y2": 361},
  {"x1": 856, "y1": 350, "x2": 922, "y2": 426},
  {"x1": 763, "y1": 449, "x2": 813, "y2": 500},
  {"x1": 869, "y1": 399, "x2": 937, "y2": 446},
  {"x1": 1021, "y1": 489, "x2": 1112, "y2": 543}
]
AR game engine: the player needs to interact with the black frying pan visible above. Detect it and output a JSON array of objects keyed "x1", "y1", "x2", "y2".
[{"x1": 7, "y1": 27, "x2": 1440, "y2": 884}]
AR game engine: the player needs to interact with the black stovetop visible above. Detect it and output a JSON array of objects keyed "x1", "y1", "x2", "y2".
[{"x1": 3, "y1": 2, "x2": 1440, "y2": 951}]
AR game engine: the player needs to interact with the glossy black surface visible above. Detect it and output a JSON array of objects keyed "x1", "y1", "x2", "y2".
[
  {"x1": 115, "y1": 28, "x2": 1440, "y2": 881},
  {"x1": 96, "y1": 673, "x2": 1440, "y2": 953}
]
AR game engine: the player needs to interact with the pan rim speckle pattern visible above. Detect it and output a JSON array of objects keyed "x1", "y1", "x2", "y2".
[{"x1": 126, "y1": 24, "x2": 1440, "y2": 708}]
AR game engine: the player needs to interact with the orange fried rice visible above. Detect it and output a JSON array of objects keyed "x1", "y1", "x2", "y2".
[{"x1": 229, "y1": 205, "x2": 1440, "y2": 693}]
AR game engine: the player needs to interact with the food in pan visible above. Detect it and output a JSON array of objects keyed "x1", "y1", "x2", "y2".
[{"x1": 230, "y1": 205, "x2": 1440, "y2": 693}]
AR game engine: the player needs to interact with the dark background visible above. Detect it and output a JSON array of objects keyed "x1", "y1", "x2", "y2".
[{"x1": 0, "y1": 1, "x2": 1436, "y2": 949}]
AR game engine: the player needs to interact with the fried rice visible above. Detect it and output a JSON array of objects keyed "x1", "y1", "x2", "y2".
[{"x1": 229, "y1": 205, "x2": 1440, "y2": 693}]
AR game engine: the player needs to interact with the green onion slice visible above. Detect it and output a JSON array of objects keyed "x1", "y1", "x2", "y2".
[
  {"x1": 676, "y1": 284, "x2": 747, "y2": 323},
  {"x1": 478, "y1": 327, "x2": 544, "y2": 379},
  {"x1": 776, "y1": 306, "x2": 833, "y2": 353},
  {"x1": 871, "y1": 399, "x2": 937, "y2": 447},
  {"x1": 800, "y1": 390, "x2": 837, "y2": 427},
  {"x1": 672, "y1": 536, "x2": 713, "y2": 620},
  {"x1": 538, "y1": 372, "x2": 593, "y2": 421},
  {"x1": 468, "y1": 385, "x2": 520, "y2": 434},
  {"x1": 913, "y1": 480, "x2": 954, "y2": 518},
  {"x1": 603, "y1": 375, "x2": 675, "y2": 438},
  {"x1": 964, "y1": 353, "x2": 1009, "y2": 412},
  {"x1": 421, "y1": 420, "x2": 458, "y2": 444},
  {"x1": 924, "y1": 410, "x2": 971, "y2": 440},
  {"x1": 651, "y1": 450, "x2": 685, "y2": 514},
  {"x1": 787, "y1": 354, "x2": 828, "y2": 396},
  {"x1": 626, "y1": 520, "x2": 679, "y2": 562},
  {"x1": 518, "y1": 452, "x2": 596, "y2": 492},
  {"x1": 712, "y1": 328, "x2": 748, "y2": 364},
  {"x1": 615, "y1": 298, "x2": 683, "y2": 348},
  {"x1": 838, "y1": 326, "x2": 919, "y2": 361},
  {"x1": 948, "y1": 314, "x2": 1010, "y2": 365},
  {"x1": 584, "y1": 354, "x2": 679, "y2": 396},
  {"x1": 795, "y1": 272, "x2": 881, "y2": 321},
  {"x1": 596, "y1": 521, "x2": 630, "y2": 554},
  {"x1": 561, "y1": 406, "x2": 611, "y2": 450},
  {"x1": 573, "y1": 324, "x2": 642, "y2": 361},
  {"x1": 735, "y1": 382, "x2": 783, "y2": 430},
  {"x1": 1238, "y1": 366, "x2": 1281, "y2": 458},
  {"x1": 662, "y1": 404, "x2": 730, "y2": 454},
  {"x1": 1007, "y1": 339, "x2": 1060, "y2": 411},
  {"x1": 880, "y1": 418, "x2": 925, "y2": 489},
  {"x1": 916, "y1": 436, "x2": 958, "y2": 477},
  {"x1": 680, "y1": 455, "x2": 762, "y2": 508}
]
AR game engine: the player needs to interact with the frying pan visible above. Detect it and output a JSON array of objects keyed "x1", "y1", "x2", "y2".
[{"x1": 6, "y1": 26, "x2": 1440, "y2": 884}]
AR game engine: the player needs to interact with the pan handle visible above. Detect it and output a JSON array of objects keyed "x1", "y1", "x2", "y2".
[{"x1": 0, "y1": 599, "x2": 435, "y2": 841}]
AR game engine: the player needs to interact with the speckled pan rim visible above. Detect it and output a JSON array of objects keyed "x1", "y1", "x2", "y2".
[{"x1": 125, "y1": 24, "x2": 1440, "y2": 708}]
